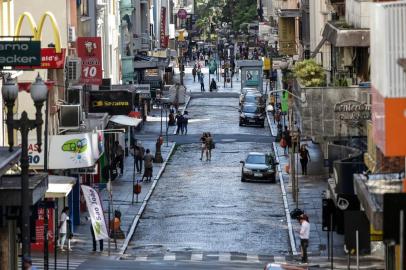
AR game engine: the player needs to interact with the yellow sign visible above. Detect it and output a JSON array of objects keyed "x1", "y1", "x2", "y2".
[
  {"x1": 178, "y1": 30, "x2": 185, "y2": 42},
  {"x1": 263, "y1": 57, "x2": 271, "y2": 71},
  {"x1": 370, "y1": 225, "x2": 383, "y2": 241},
  {"x1": 15, "y1": 11, "x2": 62, "y2": 53}
]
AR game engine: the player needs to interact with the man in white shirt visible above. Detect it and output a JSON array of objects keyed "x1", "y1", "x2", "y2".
[
  {"x1": 58, "y1": 207, "x2": 70, "y2": 251},
  {"x1": 299, "y1": 214, "x2": 310, "y2": 263}
]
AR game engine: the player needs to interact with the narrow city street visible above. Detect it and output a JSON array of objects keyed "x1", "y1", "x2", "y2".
[{"x1": 121, "y1": 77, "x2": 291, "y2": 266}]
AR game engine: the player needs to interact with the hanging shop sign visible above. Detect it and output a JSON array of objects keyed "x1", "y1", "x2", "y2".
[
  {"x1": 334, "y1": 100, "x2": 371, "y2": 121},
  {"x1": 49, "y1": 132, "x2": 100, "y2": 169},
  {"x1": 17, "y1": 48, "x2": 66, "y2": 69},
  {"x1": 160, "y1": 7, "x2": 167, "y2": 48},
  {"x1": 77, "y1": 37, "x2": 102, "y2": 85},
  {"x1": 0, "y1": 41, "x2": 41, "y2": 66},
  {"x1": 31, "y1": 207, "x2": 54, "y2": 252},
  {"x1": 81, "y1": 185, "x2": 109, "y2": 241},
  {"x1": 89, "y1": 90, "x2": 133, "y2": 115},
  {"x1": 135, "y1": 84, "x2": 151, "y2": 99},
  {"x1": 15, "y1": 11, "x2": 62, "y2": 53}
]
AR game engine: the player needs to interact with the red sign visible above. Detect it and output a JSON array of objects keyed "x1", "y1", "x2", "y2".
[
  {"x1": 16, "y1": 48, "x2": 66, "y2": 69},
  {"x1": 177, "y1": 8, "x2": 187, "y2": 19},
  {"x1": 160, "y1": 7, "x2": 167, "y2": 48},
  {"x1": 77, "y1": 37, "x2": 102, "y2": 85},
  {"x1": 31, "y1": 208, "x2": 54, "y2": 252}
]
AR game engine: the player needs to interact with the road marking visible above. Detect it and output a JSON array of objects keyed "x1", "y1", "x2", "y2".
[
  {"x1": 191, "y1": 253, "x2": 203, "y2": 261},
  {"x1": 274, "y1": 256, "x2": 286, "y2": 264},
  {"x1": 218, "y1": 253, "x2": 231, "y2": 262},
  {"x1": 163, "y1": 254, "x2": 176, "y2": 261},
  {"x1": 246, "y1": 254, "x2": 260, "y2": 263},
  {"x1": 135, "y1": 256, "x2": 148, "y2": 261}
]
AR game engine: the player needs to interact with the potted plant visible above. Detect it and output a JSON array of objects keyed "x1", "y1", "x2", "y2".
[{"x1": 293, "y1": 59, "x2": 326, "y2": 87}]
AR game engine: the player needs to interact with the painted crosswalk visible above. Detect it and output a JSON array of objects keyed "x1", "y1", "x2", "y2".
[
  {"x1": 121, "y1": 252, "x2": 385, "y2": 268},
  {"x1": 18, "y1": 257, "x2": 86, "y2": 270}
]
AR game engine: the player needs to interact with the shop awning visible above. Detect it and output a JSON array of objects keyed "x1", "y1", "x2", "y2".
[
  {"x1": 45, "y1": 175, "x2": 76, "y2": 198},
  {"x1": 110, "y1": 115, "x2": 142, "y2": 127}
]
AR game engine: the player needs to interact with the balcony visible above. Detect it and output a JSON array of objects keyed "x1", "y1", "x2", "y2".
[
  {"x1": 322, "y1": 21, "x2": 369, "y2": 47},
  {"x1": 346, "y1": 0, "x2": 372, "y2": 29}
]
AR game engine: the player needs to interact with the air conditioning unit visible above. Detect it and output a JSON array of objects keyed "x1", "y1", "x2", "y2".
[
  {"x1": 59, "y1": 105, "x2": 81, "y2": 130},
  {"x1": 67, "y1": 86, "x2": 82, "y2": 104},
  {"x1": 68, "y1": 26, "x2": 76, "y2": 43},
  {"x1": 66, "y1": 57, "x2": 81, "y2": 84}
]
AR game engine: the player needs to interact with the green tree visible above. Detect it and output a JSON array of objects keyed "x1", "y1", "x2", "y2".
[{"x1": 293, "y1": 59, "x2": 326, "y2": 87}]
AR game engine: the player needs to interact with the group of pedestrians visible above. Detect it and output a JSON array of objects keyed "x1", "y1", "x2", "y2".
[
  {"x1": 131, "y1": 142, "x2": 155, "y2": 182},
  {"x1": 199, "y1": 132, "x2": 214, "y2": 161},
  {"x1": 175, "y1": 111, "x2": 189, "y2": 135}
]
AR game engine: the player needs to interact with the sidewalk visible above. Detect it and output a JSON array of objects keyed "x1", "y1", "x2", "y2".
[{"x1": 65, "y1": 103, "x2": 189, "y2": 258}]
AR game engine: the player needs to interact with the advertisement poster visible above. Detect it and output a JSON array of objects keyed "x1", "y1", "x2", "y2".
[
  {"x1": 31, "y1": 208, "x2": 54, "y2": 252},
  {"x1": 245, "y1": 69, "x2": 259, "y2": 86},
  {"x1": 77, "y1": 37, "x2": 102, "y2": 85},
  {"x1": 49, "y1": 133, "x2": 96, "y2": 169},
  {"x1": 89, "y1": 90, "x2": 133, "y2": 115},
  {"x1": 81, "y1": 185, "x2": 109, "y2": 241}
]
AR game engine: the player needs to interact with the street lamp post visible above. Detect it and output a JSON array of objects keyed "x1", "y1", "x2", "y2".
[{"x1": 2, "y1": 74, "x2": 47, "y2": 266}]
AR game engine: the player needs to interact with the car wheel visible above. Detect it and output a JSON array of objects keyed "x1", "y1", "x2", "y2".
[
  {"x1": 241, "y1": 177, "x2": 246, "y2": 182},
  {"x1": 239, "y1": 121, "x2": 243, "y2": 126}
]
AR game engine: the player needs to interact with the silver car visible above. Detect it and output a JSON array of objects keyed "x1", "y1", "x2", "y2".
[{"x1": 240, "y1": 152, "x2": 278, "y2": 183}]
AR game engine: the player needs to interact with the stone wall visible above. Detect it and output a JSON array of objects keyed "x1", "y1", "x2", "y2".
[{"x1": 294, "y1": 81, "x2": 371, "y2": 142}]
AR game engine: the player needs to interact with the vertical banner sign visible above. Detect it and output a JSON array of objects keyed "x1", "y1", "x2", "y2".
[
  {"x1": 31, "y1": 208, "x2": 54, "y2": 252},
  {"x1": 81, "y1": 185, "x2": 109, "y2": 241},
  {"x1": 77, "y1": 37, "x2": 102, "y2": 85},
  {"x1": 160, "y1": 7, "x2": 167, "y2": 48}
]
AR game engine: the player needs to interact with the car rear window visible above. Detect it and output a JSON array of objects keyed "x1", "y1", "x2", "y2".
[
  {"x1": 242, "y1": 106, "x2": 259, "y2": 113},
  {"x1": 246, "y1": 155, "x2": 266, "y2": 164},
  {"x1": 244, "y1": 95, "x2": 262, "y2": 103}
]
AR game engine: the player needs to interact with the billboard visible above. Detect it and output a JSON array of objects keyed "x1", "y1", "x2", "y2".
[
  {"x1": 89, "y1": 90, "x2": 133, "y2": 115},
  {"x1": 77, "y1": 37, "x2": 102, "y2": 85},
  {"x1": 0, "y1": 41, "x2": 41, "y2": 66}
]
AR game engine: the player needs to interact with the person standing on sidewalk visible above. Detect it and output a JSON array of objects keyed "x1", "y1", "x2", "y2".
[
  {"x1": 113, "y1": 141, "x2": 124, "y2": 176},
  {"x1": 199, "y1": 73, "x2": 205, "y2": 92},
  {"x1": 90, "y1": 223, "x2": 103, "y2": 252},
  {"x1": 192, "y1": 65, "x2": 197, "y2": 82},
  {"x1": 183, "y1": 111, "x2": 189, "y2": 135},
  {"x1": 299, "y1": 145, "x2": 311, "y2": 175},
  {"x1": 142, "y1": 149, "x2": 155, "y2": 182},
  {"x1": 133, "y1": 142, "x2": 145, "y2": 173},
  {"x1": 299, "y1": 214, "x2": 310, "y2": 263},
  {"x1": 58, "y1": 207, "x2": 69, "y2": 251},
  {"x1": 175, "y1": 112, "x2": 184, "y2": 135}
]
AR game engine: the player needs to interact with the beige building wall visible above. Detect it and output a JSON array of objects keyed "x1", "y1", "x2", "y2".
[{"x1": 309, "y1": 0, "x2": 331, "y2": 71}]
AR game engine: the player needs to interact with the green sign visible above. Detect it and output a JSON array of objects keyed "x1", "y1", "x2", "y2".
[
  {"x1": 0, "y1": 41, "x2": 41, "y2": 66},
  {"x1": 281, "y1": 91, "x2": 289, "y2": 112}
]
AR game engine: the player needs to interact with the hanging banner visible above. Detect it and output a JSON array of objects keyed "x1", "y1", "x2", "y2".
[
  {"x1": 77, "y1": 37, "x2": 102, "y2": 85},
  {"x1": 160, "y1": 7, "x2": 167, "y2": 48},
  {"x1": 48, "y1": 132, "x2": 97, "y2": 169},
  {"x1": 31, "y1": 208, "x2": 54, "y2": 252},
  {"x1": 81, "y1": 185, "x2": 109, "y2": 241}
]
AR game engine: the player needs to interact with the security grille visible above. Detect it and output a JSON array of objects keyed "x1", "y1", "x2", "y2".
[{"x1": 66, "y1": 57, "x2": 81, "y2": 84}]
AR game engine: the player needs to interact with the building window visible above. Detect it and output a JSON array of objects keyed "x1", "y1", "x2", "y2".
[{"x1": 81, "y1": 0, "x2": 89, "y2": 16}]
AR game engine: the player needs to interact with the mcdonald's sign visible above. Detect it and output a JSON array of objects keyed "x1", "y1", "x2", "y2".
[{"x1": 15, "y1": 11, "x2": 62, "y2": 53}]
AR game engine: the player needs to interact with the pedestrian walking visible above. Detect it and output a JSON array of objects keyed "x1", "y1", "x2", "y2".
[
  {"x1": 142, "y1": 149, "x2": 154, "y2": 182},
  {"x1": 282, "y1": 126, "x2": 291, "y2": 155},
  {"x1": 23, "y1": 256, "x2": 38, "y2": 270},
  {"x1": 58, "y1": 207, "x2": 69, "y2": 251},
  {"x1": 299, "y1": 145, "x2": 311, "y2": 175},
  {"x1": 200, "y1": 132, "x2": 207, "y2": 160},
  {"x1": 133, "y1": 142, "x2": 145, "y2": 173},
  {"x1": 183, "y1": 111, "x2": 189, "y2": 135},
  {"x1": 175, "y1": 112, "x2": 184, "y2": 135},
  {"x1": 205, "y1": 132, "x2": 214, "y2": 161},
  {"x1": 199, "y1": 73, "x2": 205, "y2": 92},
  {"x1": 113, "y1": 141, "x2": 124, "y2": 176},
  {"x1": 299, "y1": 214, "x2": 310, "y2": 263},
  {"x1": 90, "y1": 224, "x2": 103, "y2": 252},
  {"x1": 192, "y1": 65, "x2": 197, "y2": 82}
]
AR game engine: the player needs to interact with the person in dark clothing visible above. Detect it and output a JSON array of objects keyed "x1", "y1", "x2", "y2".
[
  {"x1": 192, "y1": 66, "x2": 197, "y2": 82},
  {"x1": 299, "y1": 145, "x2": 311, "y2": 175},
  {"x1": 209, "y1": 78, "x2": 217, "y2": 92},
  {"x1": 132, "y1": 142, "x2": 145, "y2": 173},
  {"x1": 182, "y1": 111, "x2": 189, "y2": 135},
  {"x1": 282, "y1": 126, "x2": 292, "y2": 155},
  {"x1": 199, "y1": 73, "x2": 205, "y2": 92},
  {"x1": 113, "y1": 141, "x2": 124, "y2": 175},
  {"x1": 175, "y1": 112, "x2": 184, "y2": 135},
  {"x1": 90, "y1": 224, "x2": 103, "y2": 252}
]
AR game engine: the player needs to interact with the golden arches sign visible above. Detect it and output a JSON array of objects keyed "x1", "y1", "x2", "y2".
[{"x1": 15, "y1": 11, "x2": 62, "y2": 53}]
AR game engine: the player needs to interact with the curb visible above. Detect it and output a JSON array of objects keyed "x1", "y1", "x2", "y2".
[
  {"x1": 172, "y1": 94, "x2": 192, "y2": 135},
  {"x1": 116, "y1": 143, "x2": 177, "y2": 258},
  {"x1": 266, "y1": 112, "x2": 298, "y2": 256}
]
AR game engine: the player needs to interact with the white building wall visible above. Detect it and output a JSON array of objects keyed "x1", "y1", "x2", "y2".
[{"x1": 309, "y1": 0, "x2": 330, "y2": 71}]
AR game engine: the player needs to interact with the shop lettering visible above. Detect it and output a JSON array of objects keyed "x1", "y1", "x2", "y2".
[
  {"x1": 0, "y1": 43, "x2": 29, "y2": 51},
  {"x1": 89, "y1": 189, "x2": 102, "y2": 221},
  {"x1": 0, "y1": 55, "x2": 38, "y2": 63},
  {"x1": 334, "y1": 100, "x2": 371, "y2": 121}
]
